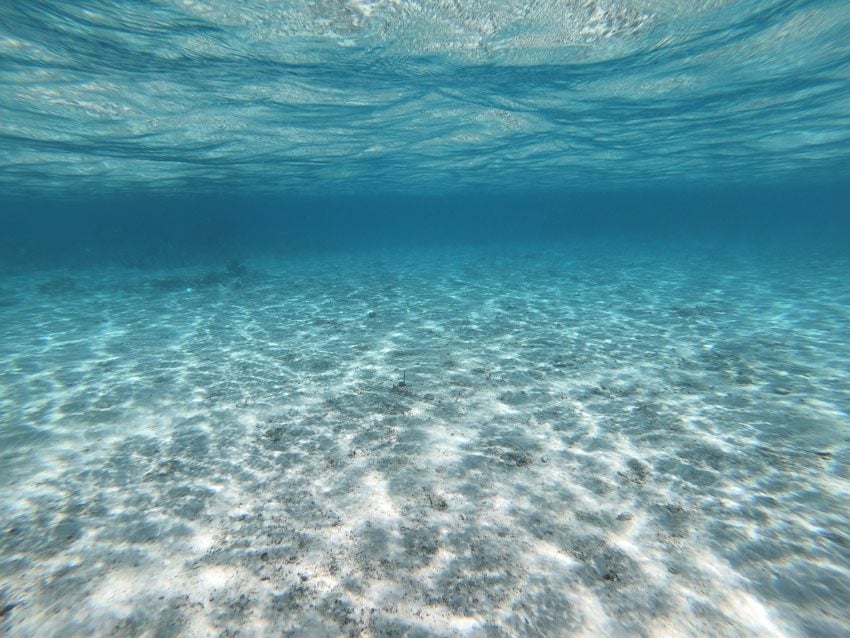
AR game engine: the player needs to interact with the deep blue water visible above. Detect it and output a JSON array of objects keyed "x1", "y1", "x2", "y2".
[{"x1": 2, "y1": 2, "x2": 850, "y2": 637}]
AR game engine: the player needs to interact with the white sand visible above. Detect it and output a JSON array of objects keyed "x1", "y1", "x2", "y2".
[{"x1": 1, "y1": 243, "x2": 848, "y2": 636}]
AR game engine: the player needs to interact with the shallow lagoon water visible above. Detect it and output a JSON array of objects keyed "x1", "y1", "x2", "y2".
[{"x1": 2, "y1": 0, "x2": 850, "y2": 636}]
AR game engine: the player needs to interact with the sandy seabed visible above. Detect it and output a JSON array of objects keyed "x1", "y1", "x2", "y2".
[{"x1": 1, "y1": 242, "x2": 848, "y2": 637}]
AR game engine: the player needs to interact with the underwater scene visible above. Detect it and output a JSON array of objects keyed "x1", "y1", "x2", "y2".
[{"x1": 1, "y1": 1, "x2": 850, "y2": 637}]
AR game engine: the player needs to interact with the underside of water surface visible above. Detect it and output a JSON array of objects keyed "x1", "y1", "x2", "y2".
[{"x1": 2, "y1": 0, "x2": 850, "y2": 195}]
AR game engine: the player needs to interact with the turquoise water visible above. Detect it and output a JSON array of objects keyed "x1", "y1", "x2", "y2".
[
  {"x1": 2, "y1": 0, "x2": 850, "y2": 194},
  {"x1": 2, "y1": 2, "x2": 850, "y2": 637}
]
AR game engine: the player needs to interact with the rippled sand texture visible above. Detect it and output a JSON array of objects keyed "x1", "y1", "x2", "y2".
[{"x1": 1, "y1": 244, "x2": 849, "y2": 636}]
